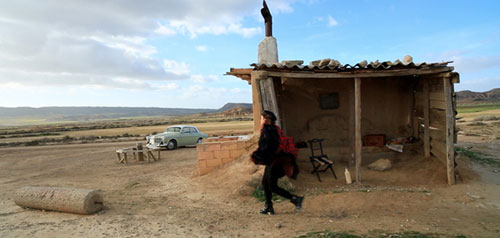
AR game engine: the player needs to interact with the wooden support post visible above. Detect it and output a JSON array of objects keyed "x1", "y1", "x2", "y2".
[
  {"x1": 251, "y1": 71, "x2": 264, "y2": 133},
  {"x1": 259, "y1": 77, "x2": 281, "y2": 127},
  {"x1": 354, "y1": 77, "x2": 362, "y2": 183},
  {"x1": 452, "y1": 91, "x2": 458, "y2": 144},
  {"x1": 277, "y1": 77, "x2": 286, "y2": 133},
  {"x1": 349, "y1": 84, "x2": 355, "y2": 166},
  {"x1": 444, "y1": 77, "x2": 456, "y2": 185},
  {"x1": 423, "y1": 78, "x2": 431, "y2": 158},
  {"x1": 410, "y1": 82, "x2": 417, "y2": 138}
]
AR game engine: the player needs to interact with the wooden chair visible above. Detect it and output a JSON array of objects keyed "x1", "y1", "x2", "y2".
[{"x1": 307, "y1": 138, "x2": 337, "y2": 182}]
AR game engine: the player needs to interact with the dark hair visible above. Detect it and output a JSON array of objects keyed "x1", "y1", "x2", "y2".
[{"x1": 261, "y1": 110, "x2": 277, "y2": 123}]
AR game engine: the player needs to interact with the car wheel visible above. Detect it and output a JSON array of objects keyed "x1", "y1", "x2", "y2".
[
  {"x1": 197, "y1": 138, "x2": 203, "y2": 144},
  {"x1": 167, "y1": 140, "x2": 177, "y2": 150}
]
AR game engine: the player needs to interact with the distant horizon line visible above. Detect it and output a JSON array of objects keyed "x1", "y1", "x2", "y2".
[{"x1": 0, "y1": 103, "x2": 253, "y2": 110}]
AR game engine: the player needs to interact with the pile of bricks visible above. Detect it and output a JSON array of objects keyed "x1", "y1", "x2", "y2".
[{"x1": 197, "y1": 139, "x2": 249, "y2": 175}]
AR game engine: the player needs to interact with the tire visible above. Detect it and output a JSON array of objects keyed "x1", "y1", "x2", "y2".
[
  {"x1": 197, "y1": 138, "x2": 203, "y2": 144},
  {"x1": 166, "y1": 140, "x2": 177, "y2": 150}
]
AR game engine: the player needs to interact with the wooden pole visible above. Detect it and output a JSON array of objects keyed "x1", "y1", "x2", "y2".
[
  {"x1": 277, "y1": 77, "x2": 287, "y2": 133},
  {"x1": 349, "y1": 83, "x2": 355, "y2": 166},
  {"x1": 354, "y1": 77, "x2": 362, "y2": 183},
  {"x1": 444, "y1": 77, "x2": 456, "y2": 185},
  {"x1": 251, "y1": 72, "x2": 264, "y2": 133},
  {"x1": 259, "y1": 77, "x2": 281, "y2": 127},
  {"x1": 423, "y1": 78, "x2": 431, "y2": 158},
  {"x1": 410, "y1": 82, "x2": 417, "y2": 138}
]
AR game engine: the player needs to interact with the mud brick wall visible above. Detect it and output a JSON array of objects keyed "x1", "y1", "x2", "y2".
[{"x1": 197, "y1": 140, "x2": 248, "y2": 175}]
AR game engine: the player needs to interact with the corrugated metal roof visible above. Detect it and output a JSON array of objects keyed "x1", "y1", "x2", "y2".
[{"x1": 251, "y1": 57, "x2": 452, "y2": 72}]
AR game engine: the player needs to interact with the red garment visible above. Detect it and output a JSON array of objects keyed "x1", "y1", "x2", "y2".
[
  {"x1": 251, "y1": 124, "x2": 300, "y2": 179},
  {"x1": 276, "y1": 127, "x2": 299, "y2": 159}
]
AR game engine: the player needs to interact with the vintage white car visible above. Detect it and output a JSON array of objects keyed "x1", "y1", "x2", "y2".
[{"x1": 146, "y1": 125, "x2": 208, "y2": 150}]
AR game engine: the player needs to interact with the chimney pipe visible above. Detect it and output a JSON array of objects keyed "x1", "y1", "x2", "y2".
[{"x1": 258, "y1": 0, "x2": 278, "y2": 64}]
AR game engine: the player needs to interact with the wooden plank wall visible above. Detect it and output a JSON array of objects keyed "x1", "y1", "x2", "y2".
[{"x1": 415, "y1": 76, "x2": 447, "y2": 165}]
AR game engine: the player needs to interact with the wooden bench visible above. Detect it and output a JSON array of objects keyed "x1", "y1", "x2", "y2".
[{"x1": 116, "y1": 147, "x2": 161, "y2": 164}]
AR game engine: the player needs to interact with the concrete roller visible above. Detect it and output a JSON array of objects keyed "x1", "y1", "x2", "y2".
[{"x1": 14, "y1": 186, "x2": 104, "y2": 215}]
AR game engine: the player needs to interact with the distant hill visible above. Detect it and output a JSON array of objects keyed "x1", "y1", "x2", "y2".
[
  {"x1": 456, "y1": 88, "x2": 500, "y2": 104},
  {"x1": 216, "y1": 103, "x2": 252, "y2": 112},
  {"x1": 0, "y1": 103, "x2": 252, "y2": 125},
  {"x1": 218, "y1": 106, "x2": 252, "y2": 117}
]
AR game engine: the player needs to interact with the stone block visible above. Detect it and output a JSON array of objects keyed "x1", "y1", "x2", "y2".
[
  {"x1": 281, "y1": 60, "x2": 303, "y2": 67},
  {"x1": 198, "y1": 159, "x2": 207, "y2": 169},
  {"x1": 236, "y1": 141, "x2": 246, "y2": 149},
  {"x1": 221, "y1": 142, "x2": 238, "y2": 150},
  {"x1": 403, "y1": 55, "x2": 413, "y2": 64},
  {"x1": 222, "y1": 158, "x2": 235, "y2": 164},
  {"x1": 230, "y1": 149, "x2": 246, "y2": 158},
  {"x1": 204, "y1": 143, "x2": 221, "y2": 152},
  {"x1": 206, "y1": 158, "x2": 222, "y2": 167},
  {"x1": 213, "y1": 150, "x2": 230, "y2": 159},
  {"x1": 368, "y1": 158, "x2": 392, "y2": 171},
  {"x1": 198, "y1": 151, "x2": 213, "y2": 161}
]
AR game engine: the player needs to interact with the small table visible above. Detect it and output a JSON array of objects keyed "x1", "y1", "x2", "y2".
[{"x1": 116, "y1": 147, "x2": 161, "y2": 164}]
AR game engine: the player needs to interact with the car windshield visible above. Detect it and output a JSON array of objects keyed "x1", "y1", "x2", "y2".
[{"x1": 166, "y1": 127, "x2": 181, "y2": 132}]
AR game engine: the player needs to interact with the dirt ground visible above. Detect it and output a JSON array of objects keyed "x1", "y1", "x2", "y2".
[{"x1": 0, "y1": 133, "x2": 499, "y2": 237}]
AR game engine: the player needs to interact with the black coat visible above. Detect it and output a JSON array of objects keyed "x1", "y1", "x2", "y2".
[
  {"x1": 252, "y1": 124, "x2": 280, "y2": 165},
  {"x1": 251, "y1": 124, "x2": 299, "y2": 179}
]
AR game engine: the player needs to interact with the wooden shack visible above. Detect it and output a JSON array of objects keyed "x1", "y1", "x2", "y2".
[{"x1": 228, "y1": 58, "x2": 459, "y2": 184}]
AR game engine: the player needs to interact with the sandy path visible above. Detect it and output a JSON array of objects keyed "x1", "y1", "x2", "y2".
[{"x1": 0, "y1": 142, "x2": 499, "y2": 237}]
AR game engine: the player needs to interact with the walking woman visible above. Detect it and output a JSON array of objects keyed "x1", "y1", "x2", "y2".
[{"x1": 251, "y1": 110, "x2": 304, "y2": 215}]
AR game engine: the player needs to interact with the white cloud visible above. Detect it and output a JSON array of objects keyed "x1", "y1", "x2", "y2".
[
  {"x1": 190, "y1": 75, "x2": 206, "y2": 83},
  {"x1": 208, "y1": 75, "x2": 220, "y2": 81},
  {"x1": 183, "y1": 85, "x2": 229, "y2": 97},
  {"x1": 313, "y1": 15, "x2": 339, "y2": 28},
  {"x1": 89, "y1": 34, "x2": 157, "y2": 58},
  {"x1": 327, "y1": 15, "x2": 338, "y2": 27},
  {"x1": 163, "y1": 60, "x2": 190, "y2": 76},
  {"x1": 185, "y1": 85, "x2": 206, "y2": 96},
  {"x1": 189, "y1": 74, "x2": 220, "y2": 83},
  {"x1": 0, "y1": 0, "x2": 294, "y2": 89},
  {"x1": 169, "y1": 20, "x2": 261, "y2": 38},
  {"x1": 265, "y1": 0, "x2": 296, "y2": 14},
  {"x1": 195, "y1": 45, "x2": 208, "y2": 52},
  {"x1": 154, "y1": 24, "x2": 177, "y2": 36},
  {"x1": 230, "y1": 88, "x2": 242, "y2": 94},
  {"x1": 155, "y1": 83, "x2": 180, "y2": 90},
  {"x1": 449, "y1": 55, "x2": 500, "y2": 73}
]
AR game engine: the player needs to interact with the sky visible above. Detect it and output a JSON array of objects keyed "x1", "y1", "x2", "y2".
[{"x1": 0, "y1": 0, "x2": 499, "y2": 109}]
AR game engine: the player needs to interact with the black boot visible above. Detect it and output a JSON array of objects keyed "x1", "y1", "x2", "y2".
[
  {"x1": 291, "y1": 195, "x2": 304, "y2": 212},
  {"x1": 259, "y1": 203, "x2": 275, "y2": 215}
]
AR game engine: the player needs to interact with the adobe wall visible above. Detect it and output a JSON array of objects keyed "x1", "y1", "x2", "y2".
[
  {"x1": 278, "y1": 77, "x2": 414, "y2": 159},
  {"x1": 196, "y1": 139, "x2": 249, "y2": 175}
]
